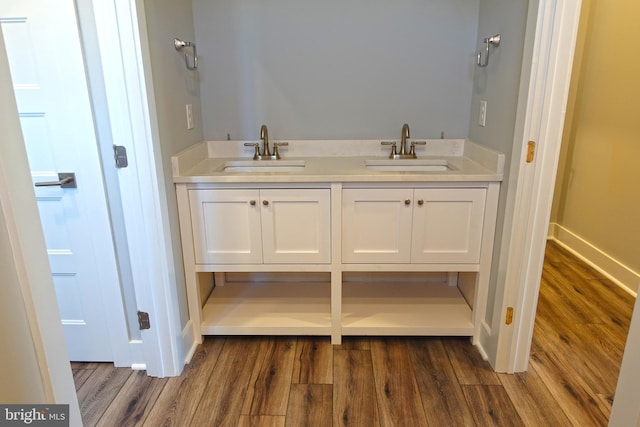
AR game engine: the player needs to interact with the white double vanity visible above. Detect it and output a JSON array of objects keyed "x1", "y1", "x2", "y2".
[{"x1": 172, "y1": 138, "x2": 504, "y2": 345}]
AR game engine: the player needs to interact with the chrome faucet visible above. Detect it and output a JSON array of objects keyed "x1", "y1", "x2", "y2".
[
  {"x1": 381, "y1": 123, "x2": 426, "y2": 159},
  {"x1": 399, "y1": 123, "x2": 411, "y2": 156},
  {"x1": 244, "y1": 124, "x2": 288, "y2": 160},
  {"x1": 260, "y1": 124, "x2": 271, "y2": 157}
]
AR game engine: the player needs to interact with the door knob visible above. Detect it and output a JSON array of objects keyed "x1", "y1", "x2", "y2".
[
  {"x1": 35, "y1": 172, "x2": 77, "y2": 188},
  {"x1": 263, "y1": 200, "x2": 269, "y2": 206}
]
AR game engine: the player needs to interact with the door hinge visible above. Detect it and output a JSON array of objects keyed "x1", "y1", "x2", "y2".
[
  {"x1": 526, "y1": 141, "x2": 536, "y2": 163},
  {"x1": 137, "y1": 311, "x2": 151, "y2": 330},
  {"x1": 114, "y1": 145, "x2": 129, "y2": 168},
  {"x1": 505, "y1": 307, "x2": 514, "y2": 325}
]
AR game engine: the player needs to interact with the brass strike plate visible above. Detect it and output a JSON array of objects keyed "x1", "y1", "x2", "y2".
[
  {"x1": 526, "y1": 141, "x2": 536, "y2": 163},
  {"x1": 506, "y1": 307, "x2": 514, "y2": 325}
]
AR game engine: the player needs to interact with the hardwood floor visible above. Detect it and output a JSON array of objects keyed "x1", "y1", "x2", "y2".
[{"x1": 72, "y1": 241, "x2": 635, "y2": 426}]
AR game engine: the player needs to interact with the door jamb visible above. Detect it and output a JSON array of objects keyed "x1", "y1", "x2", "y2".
[
  {"x1": 92, "y1": 0, "x2": 182, "y2": 376},
  {"x1": 494, "y1": 0, "x2": 583, "y2": 372},
  {"x1": 76, "y1": 0, "x2": 145, "y2": 368}
]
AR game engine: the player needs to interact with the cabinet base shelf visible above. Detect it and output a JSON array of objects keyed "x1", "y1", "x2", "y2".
[
  {"x1": 200, "y1": 282, "x2": 332, "y2": 336},
  {"x1": 342, "y1": 282, "x2": 473, "y2": 336}
]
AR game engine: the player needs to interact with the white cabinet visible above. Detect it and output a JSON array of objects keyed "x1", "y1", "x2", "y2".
[
  {"x1": 340, "y1": 185, "x2": 495, "y2": 340},
  {"x1": 341, "y1": 188, "x2": 414, "y2": 263},
  {"x1": 178, "y1": 181, "x2": 499, "y2": 345},
  {"x1": 189, "y1": 188, "x2": 331, "y2": 264},
  {"x1": 411, "y1": 188, "x2": 486, "y2": 264},
  {"x1": 260, "y1": 189, "x2": 331, "y2": 264},
  {"x1": 189, "y1": 189, "x2": 262, "y2": 264},
  {"x1": 342, "y1": 187, "x2": 486, "y2": 264}
]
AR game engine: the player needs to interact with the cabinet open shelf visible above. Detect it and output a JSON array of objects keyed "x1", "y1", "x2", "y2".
[
  {"x1": 200, "y1": 282, "x2": 332, "y2": 336},
  {"x1": 341, "y1": 281, "x2": 473, "y2": 336}
]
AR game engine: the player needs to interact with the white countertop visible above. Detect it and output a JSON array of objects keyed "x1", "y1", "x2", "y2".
[{"x1": 172, "y1": 139, "x2": 504, "y2": 184}]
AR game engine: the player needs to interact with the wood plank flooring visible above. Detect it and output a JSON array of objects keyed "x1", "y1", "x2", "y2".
[{"x1": 72, "y1": 241, "x2": 635, "y2": 426}]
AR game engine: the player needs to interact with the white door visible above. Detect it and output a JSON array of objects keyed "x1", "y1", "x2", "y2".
[{"x1": 1, "y1": 0, "x2": 125, "y2": 361}]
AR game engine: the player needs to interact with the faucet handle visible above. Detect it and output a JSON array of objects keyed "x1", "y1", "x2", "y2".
[
  {"x1": 244, "y1": 142, "x2": 261, "y2": 160},
  {"x1": 410, "y1": 140, "x2": 426, "y2": 156},
  {"x1": 273, "y1": 142, "x2": 288, "y2": 160},
  {"x1": 381, "y1": 141, "x2": 397, "y2": 158}
]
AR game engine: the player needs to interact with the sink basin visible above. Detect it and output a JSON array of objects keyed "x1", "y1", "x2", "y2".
[
  {"x1": 365, "y1": 159, "x2": 454, "y2": 172},
  {"x1": 223, "y1": 160, "x2": 306, "y2": 173}
]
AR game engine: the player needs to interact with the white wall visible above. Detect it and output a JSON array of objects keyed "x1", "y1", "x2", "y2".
[
  {"x1": 193, "y1": 0, "x2": 479, "y2": 140},
  {"x1": 467, "y1": 0, "x2": 531, "y2": 323},
  {"x1": 141, "y1": 0, "x2": 204, "y2": 329}
]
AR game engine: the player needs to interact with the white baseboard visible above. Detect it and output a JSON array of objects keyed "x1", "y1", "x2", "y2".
[
  {"x1": 548, "y1": 223, "x2": 639, "y2": 296},
  {"x1": 475, "y1": 320, "x2": 494, "y2": 365},
  {"x1": 475, "y1": 322, "x2": 491, "y2": 362},
  {"x1": 181, "y1": 320, "x2": 197, "y2": 364}
]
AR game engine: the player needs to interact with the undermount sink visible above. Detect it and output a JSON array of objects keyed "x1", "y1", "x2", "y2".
[
  {"x1": 223, "y1": 160, "x2": 306, "y2": 173},
  {"x1": 365, "y1": 159, "x2": 454, "y2": 172}
]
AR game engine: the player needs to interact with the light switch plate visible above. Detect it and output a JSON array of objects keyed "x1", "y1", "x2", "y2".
[
  {"x1": 186, "y1": 104, "x2": 194, "y2": 130},
  {"x1": 479, "y1": 100, "x2": 487, "y2": 127}
]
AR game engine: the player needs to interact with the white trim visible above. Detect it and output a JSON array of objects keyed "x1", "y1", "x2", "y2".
[
  {"x1": 182, "y1": 320, "x2": 198, "y2": 364},
  {"x1": 77, "y1": 0, "x2": 145, "y2": 366},
  {"x1": 548, "y1": 223, "x2": 639, "y2": 295},
  {"x1": 93, "y1": 0, "x2": 183, "y2": 376},
  {"x1": 495, "y1": 0, "x2": 583, "y2": 373},
  {"x1": 474, "y1": 337, "x2": 489, "y2": 361},
  {"x1": 609, "y1": 292, "x2": 640, "y2": 426}
]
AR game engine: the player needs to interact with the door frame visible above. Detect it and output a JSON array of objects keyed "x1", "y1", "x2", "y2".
[
  {"x1": 90, "y1": 0, "x2": 183, "y2": 376},
  {"x1": 492, "y1": 0, "x2": 584, "y2": 371}
]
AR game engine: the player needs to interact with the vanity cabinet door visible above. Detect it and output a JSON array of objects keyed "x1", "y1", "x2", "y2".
[
  {"x1": 260, "y1": 189, "x2": 331, "y2": 264},
  {"x1": 411, "y1": 188, "x2": 486, "y2": 264},
  {"x1": 189, "y1": 189, "x2": 263, "y2": 264},
  {"x1": 342, "y1": 188, "x2": 414, "y2": 263}
]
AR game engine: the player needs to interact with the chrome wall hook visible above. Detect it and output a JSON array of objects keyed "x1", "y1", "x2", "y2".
[
  {"x1": 476, "y1": 34, "x2": 501, "y2": 68},
  {"x1": 174, "y1": 38, "x2": 198, "y2": 70}
]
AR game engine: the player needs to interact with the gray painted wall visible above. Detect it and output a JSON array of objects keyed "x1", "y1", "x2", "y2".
[
  {"x1": 144, "y1": 0, "x2": 531, "y2": 339},
  {"x1": 189, "y1": 0, "x2": 531, "y2": 326},
  {"x1": 467, "y1": 0, "x2": 530, "y2": 324},
  {"x1": 143, "y1": 0, "x2": 204, "y2": 329},
  {"x1": 193, "y1": 0, "x2": 480, "y2": 140}
]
